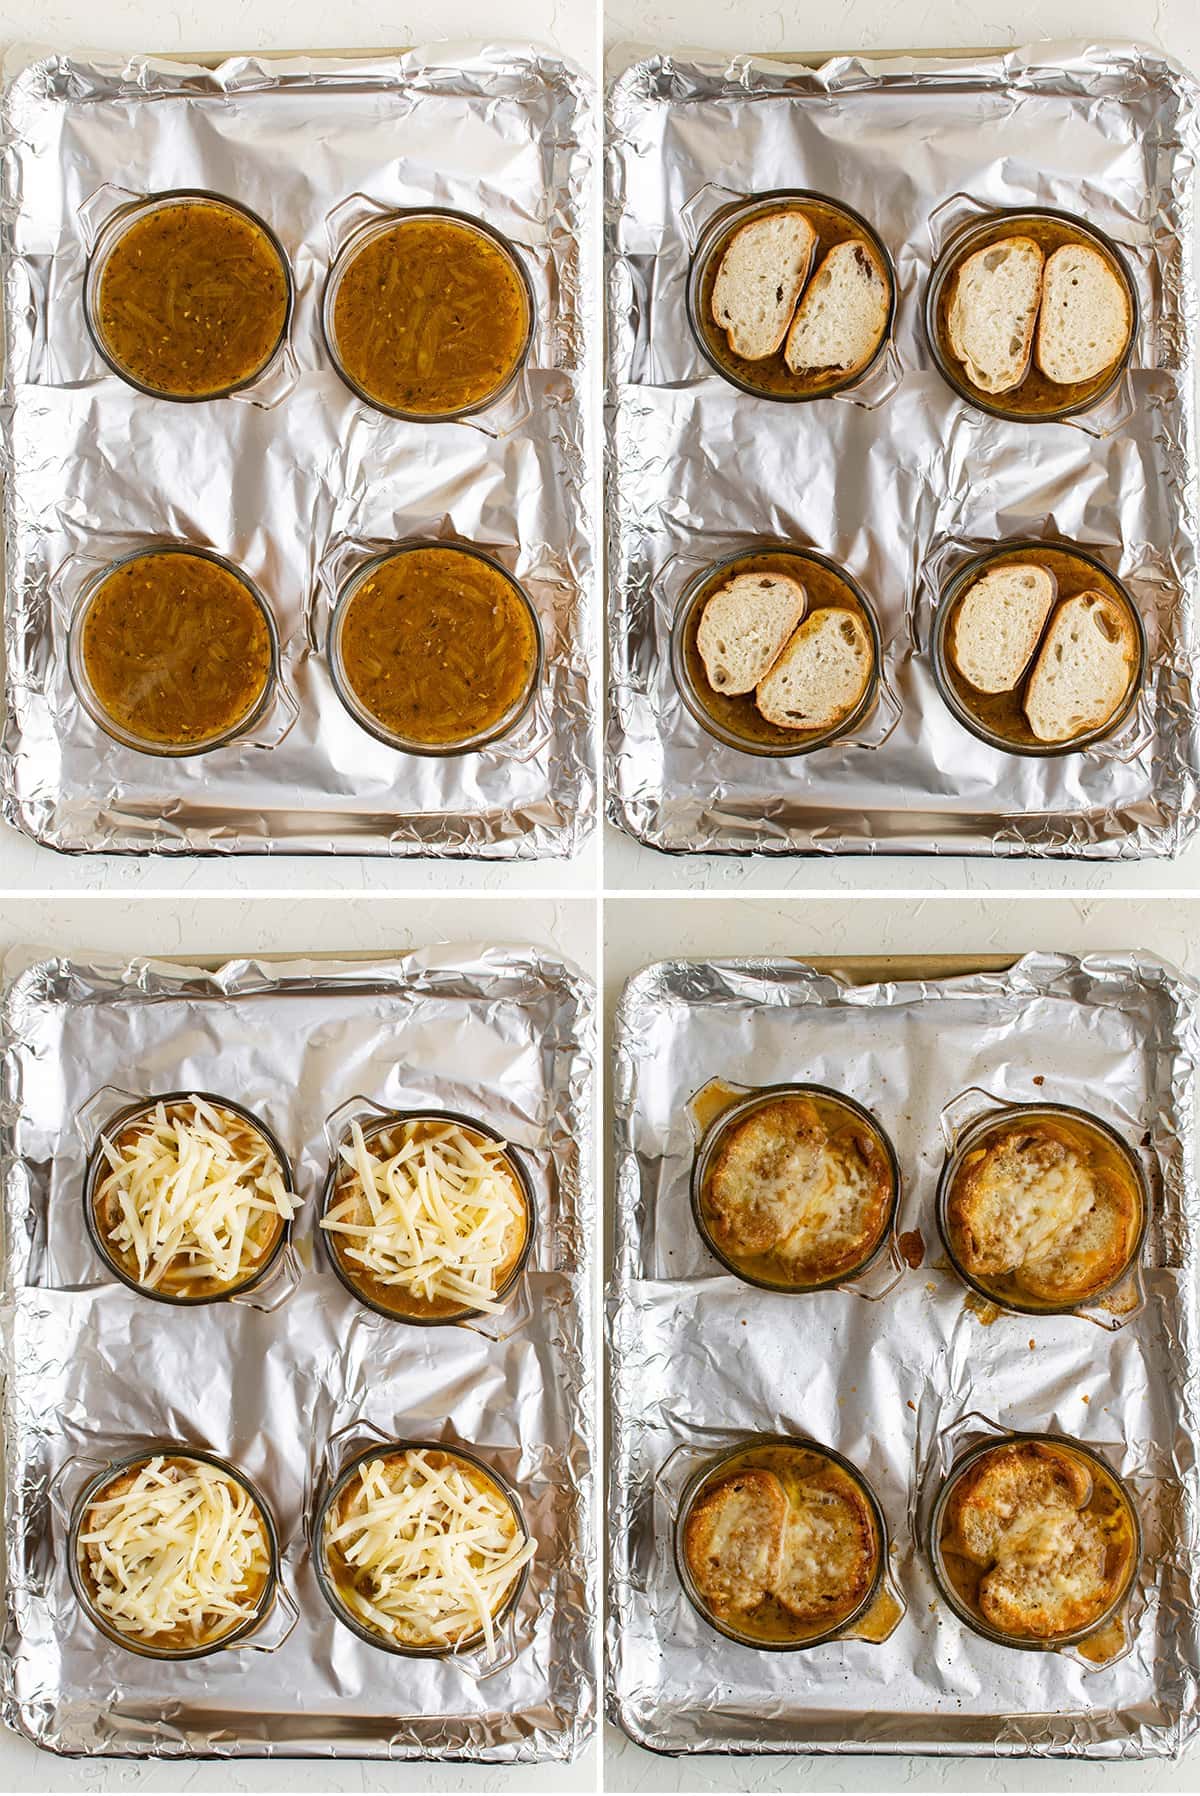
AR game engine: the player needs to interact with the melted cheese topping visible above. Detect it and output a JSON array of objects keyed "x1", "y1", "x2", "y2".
[
  {"x1": 320, "y1": 1119, "x2": 525, "y2": 1314},
  {"x1": 96, "y1": 1097, "x2": 296, "y2": 1292},
  {"x1": 324, "y1": 1450, "x2": 535, "y2": 1654},
  {"x1": 77, "y1": 1455, "x2": 270, "y2": 1644},
  {"x1": 779, "y1": 1145, "x2": 877, "y2": 1262},
  {"x1": 984, "y1": 1147, "x2": 1094, "y2": 1268}
]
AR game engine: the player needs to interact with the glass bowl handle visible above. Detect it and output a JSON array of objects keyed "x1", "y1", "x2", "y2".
[
  {"x1": 321, "y1": 1093, "x2": 393, "y2": 1158},
  {"x1": 76, "y1": 181, "x2": 143, "y2": 253},
  {"x1": 839, "y1": 669, "x2": 903, "y2": 753},
  {"x1": 230, "y1": 1241, "x2": 303, "y2": 1315},
  {"x1": 938, "y1": 1084, "x2": 1010, "y2": 1153},
  {"x1": 236, "y1": 1579, "x2": 299, "y2": 1655},
  {"x1": 75, "y1": 1083, "x2": 143, "y2": 1148},
  {"x1": 678, "y1": 180, "x2": 749, "y2": 252}
]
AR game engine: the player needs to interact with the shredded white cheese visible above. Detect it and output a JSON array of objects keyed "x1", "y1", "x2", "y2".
[
  {"x1": 324, "y1": 1449, "x2": 535, "y2": 1654},
  {"x1": 96, "y1": 1096, "x2": 296, "y2": 1291},
  {"x1": 78, "y1": 1455, "x2": 270, "y2": 1643},
  {"x1": 320, "y1": 1119, "x2": 525, "y2": 1313}
]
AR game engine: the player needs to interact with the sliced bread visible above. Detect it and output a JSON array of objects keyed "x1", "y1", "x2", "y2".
[
  {"x1": 1035, "y1": 244, "x2": 1131, "y2": 385},
  {"x1": 710, "y1": 210, "x2": 818, "y2": 361},
  {"x1": 946, "y1": 235, "x2": 1044, "y2": 395},
  {"x1": 784, "y1": 238, "x2": 890, "y2": 376},
  {"x1": 755, "y1": 606, "x2": 873, "y2": 732},
  {"x1": 949, "y1": 562, "x2": 1057, "y2": 693},
  {"x1": 1024, "y1": 590, "x2": 1138, "y2": 743},
  {"x1": 697, "y1": 572, "x2": 808, "y2": 695}
]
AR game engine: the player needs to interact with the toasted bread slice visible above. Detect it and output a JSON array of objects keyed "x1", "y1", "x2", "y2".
[
  {"x1": 755, "y1": 607, "x2": 873, "y2": 733},
  {"x1": 947, "y1": 1126, "x2": 1096, "y2": 1279},
  {"x1": 978, "y1": 1509, "x2": 1114, "y2": 1637},
  {"x1": 1017, "y1": 1174, "x2": 1137, "y2": 1304},
  {"x1": 683, "y1": 1469, "x2": 788, "y2": 1615},
  {"x1": 1035, "y1": 244, "x2": 1131, "y2": 386},
  {"x1": 707, "y1": 1095, "x2": 827, "y2": 1257},
  {"x1": 710, "y1": 211, "x2": 818, "y2": 361},
  {"x1": 772, "y1": 1471, "x2": 875, "y2": 1622},
  {"x1": 696, "y1": 572, "x2": 807, "y2": 696},
  {"x1": 1023, "y1": 590, "x2": 1137, "y2": 743},
  {"x1": 949, "y1": 1442, "x2": 1093, "y2": 1566},
  {"x1": 949, "y1": 563, "x2": 1057, "y2": 694},
  {"x1": 776, "y1": 1131, "x2": 893, "y2": 1283},
  {"x1": 946, "y1": 236, "x2": 1044, "y2": 395},
  {"x1": 783, "y1": 238, "x2": 889, "y2": 378}
]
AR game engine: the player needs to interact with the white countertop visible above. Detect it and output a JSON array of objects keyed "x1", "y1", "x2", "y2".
[
  {"x1": 604, "y1": 891, "x2": 1200, "y2": 1792},
  {"x1": 0, "y1": 892, "x2": 599, "y2": 1792}
]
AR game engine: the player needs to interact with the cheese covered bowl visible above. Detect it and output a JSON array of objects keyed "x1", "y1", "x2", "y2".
[
  {"x1": 937, "y1": 1098, "x2": 1147, "y2": 1317},
  {"x1": 928, "y1": 1433, "x2": 1141, "y2": 1656},
  {"x1": 313, "y1": 1440, "x2": 534, "y2": 1658},
  {"x1": 83, "y1": 1090, "x2": 297, "y2": 1304},
  {"x1": 318, "y1": 1106, "x2": 535, "y2": 1325},
  {"x1": 673, "y1": 1435, "x2": 900, "y2": 1651},
  {"x1": 691, "y1": 1083, "x2": 899, "y2": 1292},
  {"x1": 67, "y1": 1447, "x2": 281, "y2": 1659}
]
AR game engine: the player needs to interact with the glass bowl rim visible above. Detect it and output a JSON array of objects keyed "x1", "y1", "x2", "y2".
[{"x1": 83, "y1": 187, "x2": 295, "y2": 402}]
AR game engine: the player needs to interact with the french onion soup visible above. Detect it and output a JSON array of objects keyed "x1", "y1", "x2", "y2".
[
  {"x1": 936, "y1": 544, "x2": 1142, "y2": 753},
  {"x1": 935, "y1": 1438, "x2": 1137, "y2": 1645},
  {"x1": 318, "y1": 1445, "x2": 534, "y2": 1654},
  {"x1": 332, "y1": 545, "x2": 540, "y2": 752},
  {"x1": 326, "y1": 213, "x2": 532, "y2": 417},
  {"x1": 91, "y1": 195, "x2": 289, "y2": 399},
  {"x1": 73, "y1": 1452, "x2": 273, "y2": 1653},
  {"x1": 89, "y1": 1095, "x2": 296, "y2": 1300},
  {"x1": 696, "y1": 1088, "x2": 896, "y2": 1290},
  {"x1": 679, "y1": 1440, "x2": 881, "y2": 1646},
  {"x1": 320, "y1": 1114, "x2": 531, "y2": 1321},
  {"x1": 691, "y1": 194, "x2": 894, "y2": 400},
  {"x1": 76, "y1": 549, "x2": 274, "y2": 752},
  {"x1": 677, "y1": 550, "x2": 879, "y2": 753},
  {"x1": 930, "y1": 210, "x2": 1135, "y2": 419},
  {"x1": 942, "y1": 1105, "x2": 1143, "y2": 1311}
]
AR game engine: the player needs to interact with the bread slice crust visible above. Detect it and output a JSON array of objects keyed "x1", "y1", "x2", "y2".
[
  {"x1": 772, "y1": 1469, "x2": 875, "y2": 1622},
  {"x1": 1023, "y1": 589, "x2": 1138, "y2": 744},
  {"x1": 948, "y1": 563, "x2": 1057, "y2": 694},
  {"x1": 946, "y1": 235, "x2": 1044, "y2": 395},
  {"x1": 696, "y1": 572, "x2": 807, "y2": 696},
  {"x1": 1035, "y1": 243, "x2": 1131, "y2": 386},
  {"x1": 707, "y1": 1094, "x2": 827, "y2": 1257},
  {"x1": 710, "y1": 211, "x2": 818, "y2": 362},
  {"x1": 755, "y1": 606, "x2": 873, "y2": 733},
  {"x1": 783, "y1": 238, "x2": 889, "y2": 378},
  {"x1": 683, "y1": 1468, "x2": 788, "y2": 1616}
]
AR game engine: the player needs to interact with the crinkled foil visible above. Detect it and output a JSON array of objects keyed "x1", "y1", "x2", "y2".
[
  {"x1": 607, "y1": 951, "x2": 1200, "y2": 1755},
  {"x1": 606, "y1": 42, "x2": 1200, "y2": 857},
  {"x1": 0, "y1": 44, "x2": 596, "y2": 857},
  {"x1": 0, "y1": 946, "x2": 596, "y2": 1760}
]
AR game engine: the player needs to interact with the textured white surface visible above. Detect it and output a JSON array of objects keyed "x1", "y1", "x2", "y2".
[
  {"x1": 604, "y1": 892, "x2": 1200, "y2": 1790},
  {"x1": 0, "y1": 0, "x2": 600, "y2": 890},
  {"x1": 604, "y1": 0, "x2": 1200, "y2": 892},
  {"x1": 0, "y1": 892, "x2": 599, "y2": 1790}
]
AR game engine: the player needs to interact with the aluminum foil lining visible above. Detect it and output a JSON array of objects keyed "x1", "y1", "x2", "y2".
[
  {"x1": 0, "y1": 44, "x2": 596, "y2": 857},
  {"x1": 607, "y1": 951, "x2": 1200, "y2": 1756},
  {"x1": 605, "y1": 42, "x2": 1200, "y2": 857},
  {"x1": 0, "y1": 946, "x2": 596, "y2": 1760}
]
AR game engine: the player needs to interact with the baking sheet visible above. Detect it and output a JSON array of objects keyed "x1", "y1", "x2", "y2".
[
  {"x1": 0, "y1": 43, "x2": 596, "y2": 857},
  {"x1": 607, "y1": 951, "x2": 1200, "y2": 1755},
  {"x1": 605, "y1": 41, "x2": 1200, "y2": 857},
  {"x1": 0, "y1": 945, "x2": 596, "y2": 1760}
]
